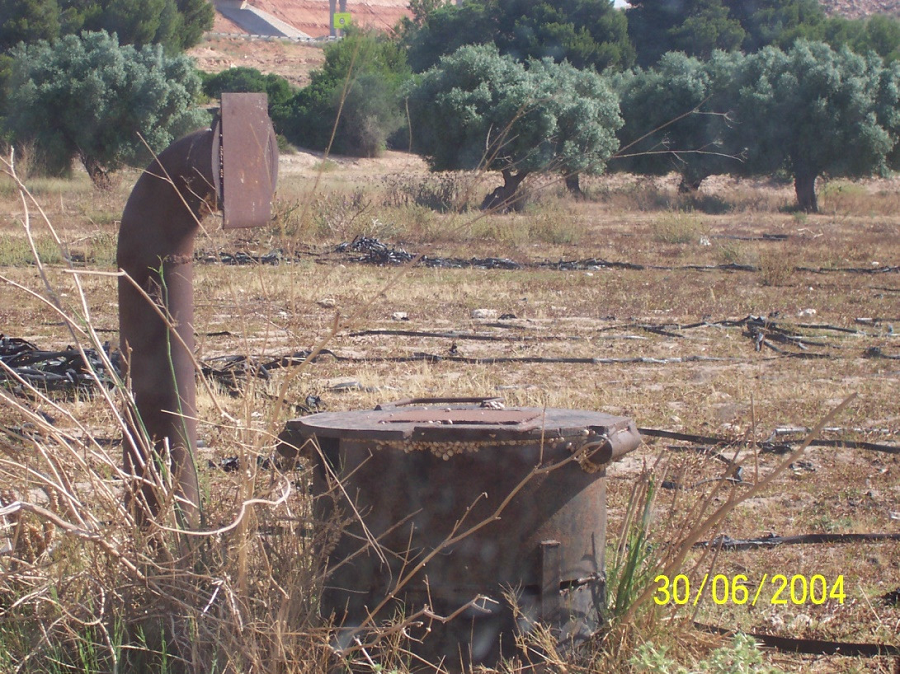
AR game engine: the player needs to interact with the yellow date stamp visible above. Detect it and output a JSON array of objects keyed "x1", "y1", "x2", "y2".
[{"x1": 653, "y1": 573, "x2": 846, "y2": 606}]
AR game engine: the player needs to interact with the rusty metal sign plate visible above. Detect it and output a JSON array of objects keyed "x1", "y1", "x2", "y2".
[{"x1": 214, "y1": 93, "x2": 279, "y2": 229}]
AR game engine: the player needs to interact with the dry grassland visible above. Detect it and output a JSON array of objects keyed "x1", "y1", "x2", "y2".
[{"x1": 0, "y1": 150, "x2": 898, "y2": 672}]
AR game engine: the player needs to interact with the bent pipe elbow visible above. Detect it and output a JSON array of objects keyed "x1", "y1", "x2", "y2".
[
  {"x1": 577, "y1": 422, "x2": 642, "y2": 473},
  {"x1": 117, "y1": 127, "x2": 217, "y2": 528}
]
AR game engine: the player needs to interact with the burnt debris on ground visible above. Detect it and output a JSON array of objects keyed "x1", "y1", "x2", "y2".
[
  {"x1": 196, "y1": 235, "x2": 900, "y2": 276},
  {"x1": 0, "y1": 334, "x2": 120, "y2": 394},
  {"x1": 4, "y1": 309, "x2": 898, "y2": 398}
]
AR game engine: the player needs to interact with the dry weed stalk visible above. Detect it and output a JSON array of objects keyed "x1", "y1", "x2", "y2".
[
  {"x1": 0, "y1": 128, "x2": 868, "y2": 673},
  {"x1": 0, "y1": 153, "x2": 331, "y2": 672},
  {"x1": 624, "y1": 392, "x2": 857, "y2": 624},
  {"x1": 583, "y1": 394, "x2": 859, "y2": 672},
  {"x1": 1, "y1": 147, "x2": 589, "y2": 674}
]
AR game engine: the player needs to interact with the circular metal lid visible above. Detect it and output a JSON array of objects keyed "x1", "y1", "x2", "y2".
[{"x1": 282, "y1": 397, "x2": 637, "y2": 444}]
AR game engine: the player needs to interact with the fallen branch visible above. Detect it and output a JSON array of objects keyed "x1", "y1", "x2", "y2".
[
  {"x1": 694, "y1": 532, "x2": 900, "y2": 550},
  {"x1": 694, "y1": 622, "x2": 900, "y2": 657}
]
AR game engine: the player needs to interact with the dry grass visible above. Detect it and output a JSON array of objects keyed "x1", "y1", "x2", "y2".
[{"x1": 1, "y1": 152, "x2": 899, "y2": 673}]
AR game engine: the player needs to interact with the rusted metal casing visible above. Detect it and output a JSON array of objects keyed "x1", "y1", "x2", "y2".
[
  {"x1": 118, "y1": 94, "x2": 277, "y2": 527},
  {"x1": 278, "y1": 398, "x2": 641, "y2": 668}
]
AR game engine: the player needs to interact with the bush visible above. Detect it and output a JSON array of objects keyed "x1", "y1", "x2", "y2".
[
  {"x1": 381, "y1": 172, "x2": 473, "y2": 212},
  {"x1": 200, "y1": 67, "x2": 296, "y2": 134},
  {"x1": 4, "y1": 31, "x2": 207, "y2": 185},
  {"x1": 280, "y1": 29, "x2": 411, "y2": 157}
]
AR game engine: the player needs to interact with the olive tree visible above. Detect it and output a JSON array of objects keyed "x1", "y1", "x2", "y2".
[
  {"x1": 734, "y1": 41, "x2": 900, "y2": 212},
  {"x1": 280, "y1": 29, "x2": 411, "y2": 157},
  {"x1": 528, "y1": 57, "x2": 624, "y2": 197},
  {"x1": 403, "y1": 0, "x2": 634, "y2": 73},
  {"x1": 5, "y1": 31, "x2": 207, "y2": 185},
  {"x1": 405, "y1": 44, "x2": 621, "y2": 210},
  {"x1": 612, "y1": 50, "x2": 744, "y2": 191}
]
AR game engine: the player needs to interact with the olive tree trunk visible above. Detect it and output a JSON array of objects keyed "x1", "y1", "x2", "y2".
[
  {"x1": 794, "y1": 168, "x2": 818, "y2": 213},
  {"x1": 79, "y1": 151, "x2": 112, "y2": 189},
  {"x1": 481, "y1": 169, "x2": 529, "y2": 212},
  {"x1": 564, "y1": 172, "x2": 584, "y2": 199}
]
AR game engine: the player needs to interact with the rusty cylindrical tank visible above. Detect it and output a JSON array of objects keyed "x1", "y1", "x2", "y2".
[{"x1": 278, "y1": 397, "x2": 641, "y2": 669}]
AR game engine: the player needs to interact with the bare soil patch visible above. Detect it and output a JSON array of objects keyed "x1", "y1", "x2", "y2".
[{"x1": 188, "y1": 34, "x2": 326, "y2": 87}]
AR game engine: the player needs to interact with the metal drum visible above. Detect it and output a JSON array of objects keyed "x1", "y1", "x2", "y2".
[{"x1": 278, "y1": 397, "x2": 641, "y2": 669}]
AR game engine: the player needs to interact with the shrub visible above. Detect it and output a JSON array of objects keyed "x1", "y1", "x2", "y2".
[
  {"x1": 280, "y1": 29, "x2": 411, "y2": 157},
  {"x1": 632, "y1": 633, "x2": 788, "y2": 673},
  {"x1": 200, "y1": 66, "x2": 296, "y2": 134},
  {"x1": 4, "y1": 31, "x2": 207, "y2": 185}
]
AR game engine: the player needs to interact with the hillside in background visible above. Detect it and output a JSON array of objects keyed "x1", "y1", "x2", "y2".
[
  {"x1": 820, "y1": 0, "x2": 900, "y2": 16},
  {"x1": 212, "y1": 0, "x2": 410, "y2": 38},
  {"x1": 208, "y1": 0, "x2": 900, "y2": 40}
]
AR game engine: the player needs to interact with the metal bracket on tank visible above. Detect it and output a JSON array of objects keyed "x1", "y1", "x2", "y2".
[{"x1": 541, "y1": 540, "x2": 562, "y2": 623}]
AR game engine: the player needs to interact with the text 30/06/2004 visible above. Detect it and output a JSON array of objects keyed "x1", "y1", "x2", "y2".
[{"x1": 653, "y1": 573, "x2": 846, "y2": 606}]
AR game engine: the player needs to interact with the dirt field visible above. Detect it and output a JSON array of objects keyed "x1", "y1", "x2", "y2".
[
  {"x1": 1, "y1": 152, "x2": 898, "y2": 671},
  {"x1": 188, "y1": 34, "x2": 327, "y2": 87}
]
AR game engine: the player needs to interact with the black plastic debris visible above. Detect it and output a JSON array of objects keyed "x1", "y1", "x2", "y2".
[
  {"x1": 336, "y1": 235, "x2": 415, "y2": 265},
  {"x1": 196, "y1": 249, "x2": 286, "y2": 265},
  {"x1": 1, "y1": 334, "x2": 120, "y2": 394},
  {"x1": 335, "y1": 235, "x2": 522, "y2": 269}
]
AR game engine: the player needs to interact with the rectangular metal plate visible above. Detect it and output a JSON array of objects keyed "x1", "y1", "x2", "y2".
[
  {"x1": 381, "y1": 409, "x2": 542, "y2": 426},
  {"x1": 220, "y1": 93, "x2": 278, "y2": 229}
]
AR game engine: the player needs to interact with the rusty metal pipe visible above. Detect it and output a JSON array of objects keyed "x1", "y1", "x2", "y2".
[
  {"x1": 576, "y1": 420, "x2": 643, "y2": 471},
  {"x1": 117, "y1": 95, "x2": 276, "y2": 530},
  {"x1": 117, "y1": 128, "x2": 216, "y2": 529}
]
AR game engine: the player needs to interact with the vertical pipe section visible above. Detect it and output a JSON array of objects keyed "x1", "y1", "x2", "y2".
[{"x1": 117, "y1": 128, "x2": 216, "y2": 530}]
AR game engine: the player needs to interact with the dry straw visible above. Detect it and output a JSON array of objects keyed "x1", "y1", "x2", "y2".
[{"x1": 0, "y1": 90, "x2": 864, "y2": 672}]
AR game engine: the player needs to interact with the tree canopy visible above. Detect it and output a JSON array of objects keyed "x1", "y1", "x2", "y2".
[
  {"x1": 733, "y1": 40, "x2": 900, "y2": 211},
  {"x1": 0, "y1": 0, "x2": 213, "y2": 53},
  {"x1": 279, "y1": 29, "x2": 411, "y2": 157},
  {"x1": 803, "y1": 13, "x2": 900, "y2": 62},
  {"x1": 625, "y1": 0, "x2": 900, "y2": 68},
  {"x1": 405, "y1": 44, "x2": 622, "y2": 210},
  {"x1": 403, "y1": 0, "x2": 634, "y2": 73},
  {"x1": 612, "y1": 50, "x2": 744, "y2": 190},
  {"x1": 0, "y1": 0, "x2": 61, "y2": 52},
  {"x1": 626, "y1": 0, "x2": 825, "y2": 67},
  {"x1": 200, "y1": 67, "x2": 296, "y2": 133},
  {"x1": 5, "y1": 30, "x2": 208, "y2": 185}
]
